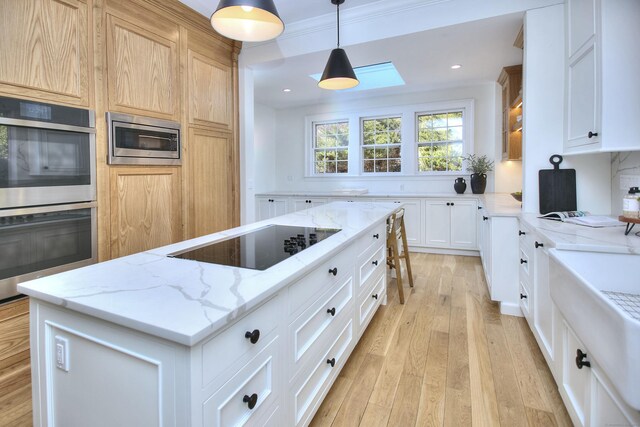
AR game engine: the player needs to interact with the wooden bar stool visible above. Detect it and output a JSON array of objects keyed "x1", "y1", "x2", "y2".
[{"x1": 386, "y1": 208, "x2": 414, "y2": 304}]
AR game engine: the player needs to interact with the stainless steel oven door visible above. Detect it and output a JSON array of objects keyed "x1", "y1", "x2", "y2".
[
  {"x1": 0, "y1": 202, "x2": 97, "y2": 302},
  {"x1": 0, "y1": 118, "x2": 96, "y2": 208}
]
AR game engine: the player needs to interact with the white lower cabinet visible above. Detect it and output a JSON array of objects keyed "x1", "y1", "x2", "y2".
[
  {"x1": 562, "y1": 322, "x2": 591, "y2": 426},
  {"x1": 374, "y1": 198, "x2": 423, "y2": 246},
  {"x1": 424, "y1": 198, "x2": 477, "y2": 250},
  {"x1": 256, "y1": 196, "x2": 288, "y2": 221},
  {"x1": 290, "y1": 197, "x2": 328, "y2": 212}
]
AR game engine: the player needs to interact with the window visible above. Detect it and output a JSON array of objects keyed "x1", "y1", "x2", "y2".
[
  {"x1": 361, "y1": 116, "x2": 401, "y2": 173},
  {"x1": 312, "y1": 121, "x2": 349, "y2": 174},
  {"x1": 417, "y1": 110, "x2": 464, "y2": 172}
]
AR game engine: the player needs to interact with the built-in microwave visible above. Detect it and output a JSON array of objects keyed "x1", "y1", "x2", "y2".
[{"x1": 107, "y1": 112, "x2": 181, "y2": 166}]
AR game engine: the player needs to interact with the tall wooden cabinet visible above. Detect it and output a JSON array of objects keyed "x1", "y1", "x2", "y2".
[{"x1": 498, "y1": 65, "x2": 523, "y2": 160}]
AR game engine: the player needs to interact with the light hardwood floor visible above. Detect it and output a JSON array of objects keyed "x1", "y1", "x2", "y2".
[{"x1": 310, "y1": 253, "x2": 572, "y2": 427}]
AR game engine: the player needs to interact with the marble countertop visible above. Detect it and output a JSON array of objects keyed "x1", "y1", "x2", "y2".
[
  {"x1": 18, "y1": 202, "x2": 399, "y2": 346},
  {"x1": 478, "y1": 193, "x2": 522, "y2": 217},
  {"x1": 521, "y1": 213, "x2": 640, "y2": 254}
]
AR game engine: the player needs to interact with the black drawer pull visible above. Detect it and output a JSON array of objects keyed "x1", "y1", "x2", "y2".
[
  {"x1": 576, "y1": 349, "x2": 591, "y2": 369},
  {"x1": 373, "y1": 233, "x2": 379, "y2": 239},
  {"x1": 327, "y1": 307, "x2": 336, "y2": 316},
  {"x1": 244, "y1": 329, "x2": 260, "y2": 344},
  {"x1": 372, "y1": 260, "x2": 378, "y2": 266},
  {"x1": 478, "y1": 206, "x2": 483, "y2": 210},
  {"x1": 588, "y1": 131, "x2": 598, "y2": 139},
  {"x1": 483, "y1": 216, "x2": 488, "y2": 221},
  {"x1": 328, "y1": 267, "x2": 338, "y2": 276},
  {"x1": 268, "y1": 199, "x2": 273, "y2": 202},
  {"x1": 372, "y1": 293, "x2": 378, "y2": 300},
  {"x1": 520, "y1": 259, "x2": 527, "y2": 264},
  {"x1": 520, "y1": 293, "x2": 527, "y2": 300},
  {"x1": 327, "y1": 358, "x2": 336, "y2": 367},
  {"x1": 243, "y1": 393, "x2": 258, "y2": 409},
  {"x1": 535, "y1": 241, "x2": 544, "y2": 249},
  {"x1": 519, "y1": 230, "x2": 526, "y2": 236}
]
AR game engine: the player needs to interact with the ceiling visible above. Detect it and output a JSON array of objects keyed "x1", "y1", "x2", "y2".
[{"x1": 178, "y1": 1, "x2": 524, "y2": 110}]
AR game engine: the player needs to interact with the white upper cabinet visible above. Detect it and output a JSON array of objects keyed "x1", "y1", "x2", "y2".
[{"x1": 564, "y1": 0, "x2": 640, "y2": 153}]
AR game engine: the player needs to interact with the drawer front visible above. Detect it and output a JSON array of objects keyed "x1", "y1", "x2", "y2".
[
  {"x1": 358, "y1": 243, "x2": 385, "y2": 292},
  {"x1": 358, "y1": 272, "x2": 385, "y2": 332},
  {"x1": 519, "y1": 279, "x2": 531, "y2": 318},
  {"x1": 201, "y1": 295, "x2": 280, "y2": 387},
  {"x1": 292, "y1": 319, "x2": 353, "y2": 426},
  {"x1": 562, "y1": 322, "x2": 591, "y2": 427},
  {"x1": 288, "y1": 244, "x2": 355, "y2": 318},
  {"x1": 204, "y1": 336, "x2": 280, "y2": 427},
  {"x1": 356, "y1": 223, "x2": 386, "y2": 255},
  {"x1": 519, "y1": 246, "x2": 531, "y2": 279},
  {"x1": 288, "y1": 275, "x2": 353, "y2": 378}
]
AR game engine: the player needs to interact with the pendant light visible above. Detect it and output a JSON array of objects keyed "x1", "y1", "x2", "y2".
[
  {"x1": 318, "y1": 0, "x2": 359, "y2": 90},
  {"x1": 210, "y1": 0, "x2": 284, "y2": 42}
]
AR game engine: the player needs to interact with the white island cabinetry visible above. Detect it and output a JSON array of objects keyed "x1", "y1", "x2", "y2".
[{"x1": 21, "y1": 202, "x2": 395, "y2": 427}]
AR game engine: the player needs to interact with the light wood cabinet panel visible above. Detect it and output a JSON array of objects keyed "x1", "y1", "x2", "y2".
[
  {"x1": 106, "y1": 14, "x2": 179, "y2": 120},
  {"x1": 0, "y1": 0, "x2": 89, "y2": 106},
  {"x1": 185, "y1": 128, "x2": 236, "y2": 239},
  {"x1": 110, "y1": 167, "x2": 182, "y2": 258},
  {"x1": 188, "y1": 50, "x2": 232, "y2": 129}
]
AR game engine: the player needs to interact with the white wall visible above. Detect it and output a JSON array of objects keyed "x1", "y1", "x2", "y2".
[
  {"x1": 253, "y1": 83, "x2": 521, "y2": 195},
  {"x1": 611, "y1": 152, "x2": 640, "y2": 215},
  {"x1": 253, "y1": 103, "x2": 277, "y2": 193},
  {"x1": 522, "y1": 4, "x2": 612, "y2": 215}
]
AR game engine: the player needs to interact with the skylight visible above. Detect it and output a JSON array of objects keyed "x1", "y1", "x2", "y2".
[{"x1": 310, "y1": 62, "x2": 405, "y2": 91}]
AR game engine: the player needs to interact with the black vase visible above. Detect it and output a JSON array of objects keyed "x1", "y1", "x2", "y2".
[
  {"x1": 470, "y1": 173, "x2": 487, "y2": 194},
  {"x1": 454, "y1": 177, "x2": 466, "y2": 194}
]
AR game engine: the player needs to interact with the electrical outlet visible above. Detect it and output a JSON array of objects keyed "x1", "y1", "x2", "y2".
[
  {"x1": 287, "y1": 175, "x2": 293, "y2": 182},
  {"x1": 400, "y1": 184, "x2": 405, "y2": 191},
  {"x1": 55, "y1": 336, "x2": 69, "y2": 372},
  {"x1": 620, "y1": 175, "x2": 640, "y2": 190}
]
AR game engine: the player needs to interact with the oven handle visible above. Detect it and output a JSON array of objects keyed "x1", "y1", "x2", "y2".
[
  {"x1": 0, "y1": 202, "x2": 97, "y2": 217},
  {"x1": 0, "y1": 117, "x2": 96, "y2": 134}
]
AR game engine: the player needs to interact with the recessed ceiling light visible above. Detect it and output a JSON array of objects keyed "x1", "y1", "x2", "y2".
[
  {"x1": 451, "y1": 64, "x2": 462, "y2": 70},
  {"x1": 283, "y1": 88, "x2": 292, "y2": 93}
]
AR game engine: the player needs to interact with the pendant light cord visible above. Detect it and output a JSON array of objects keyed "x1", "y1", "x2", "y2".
[{"x1": 336, "y1": 2, "x2": 340, "y2": 48}]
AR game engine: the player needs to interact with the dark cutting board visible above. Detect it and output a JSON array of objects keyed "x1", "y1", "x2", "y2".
[{"x1": 539, "y1": 155, "x2": 576, "y2": 214}]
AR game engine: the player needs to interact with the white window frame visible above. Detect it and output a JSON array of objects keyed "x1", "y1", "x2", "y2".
[
  {"x1": 416, "y1": 107, "x2": 468, "y2": 175},
  {"x1": 360, "y1": 115, "x2": 403, "y2": 175},
  {"x1": 304, "y1": 99, "x2": 474, "y2": 178},
  {"x1": 310, "y1": 119, "x2": 350, "y2": 175}
]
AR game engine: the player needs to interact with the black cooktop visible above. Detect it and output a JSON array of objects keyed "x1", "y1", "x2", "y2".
[{"x1": 169, "y1": 225, "x2": 341, "y2": 270}]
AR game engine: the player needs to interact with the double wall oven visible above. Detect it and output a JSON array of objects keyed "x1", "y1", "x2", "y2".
[{"x1": 0, "y1": 96, "x2": 97, "y2": 303}]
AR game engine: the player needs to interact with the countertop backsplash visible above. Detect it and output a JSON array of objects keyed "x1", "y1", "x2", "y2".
[{"x1": 612, "y1": 151, "x2": 640, "y2": 216}]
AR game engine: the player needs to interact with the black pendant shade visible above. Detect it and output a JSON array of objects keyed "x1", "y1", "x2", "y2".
[
  {"x1": 318, "y1": 48, "x2": 359, "y2": 90},
  {"x1": 319, "y1": 0, "x2": 359, "y2": 90},
  {"x1": 210, "y1": 0, "x2": 284, "y2": 42}
]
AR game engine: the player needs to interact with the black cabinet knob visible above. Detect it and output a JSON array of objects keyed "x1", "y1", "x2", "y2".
[
  {"x1": 576, "y1": 349, "x2": 591, "y2": 369},
  {"x1": 520, "y1": 293, "x2": 527, "y2": 299},
  {"x1": 478, "y1": 206, "x2": 483, "y2": 210},
  {"x1": 243, "y1": 393, "x2": 258, "y2": 409},
  {"x1": 373, "y1": 233, "x2": 379, "y2": 239},
  {"x1": 519, "y1": 230, "x2": 526, "y2": 236},
  {"x1": 244, "y1": 329, "x2": 260, "y2": 344},
  {"x1": 268, "y1": 199, "x2": 273, "y2": 202},
  {"x1": 451, "y1": 202, "x2": 455, "y2": 206},
  {"x1": 535, "y1": 241, "x2": 544, "y2": 249},
  {"x1": 483, "y1": 216, "x2": 489, "y2": 221},
  {"x1": 372, "y1": 260, "x2": 378, "y2": 266},
  {"x1": 588, "y1": 131, "x2": 598, "y2": 139},
  {"x1": 327, "y1": 307, "x2": 336, "y2": 316},
  {"x1": 372, "y1": 294, "x2": 378, "y2": 300},
  {"x1": 446, "y1": 202, "x2": 451, "y2": 206},
  {"x1": 520, "y1": 259, "x2": 527, "y2": 264},
  {"x1": 327, "y1": 358, "x2": 336, "y2": 367},
  {"x1": 328, "y1": 267, "x2": 338, "y2": 276}
]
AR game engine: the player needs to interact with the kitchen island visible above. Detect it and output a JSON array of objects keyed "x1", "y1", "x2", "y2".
[{"x1": 19, "y1": 202, "x2": 399, "y2": 427}]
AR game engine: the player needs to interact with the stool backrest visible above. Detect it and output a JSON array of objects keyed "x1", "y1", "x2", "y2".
[{"x1": 387, "y1": 208, "x2": 405, "y2": 240}]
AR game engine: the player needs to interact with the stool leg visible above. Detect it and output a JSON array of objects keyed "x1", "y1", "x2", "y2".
[
  {"x1": 391, "y1": 234, "x2": 404, "y2": 304},
  {"x1": 400, "y1": 216, "x2": 414, "y2": 288}
]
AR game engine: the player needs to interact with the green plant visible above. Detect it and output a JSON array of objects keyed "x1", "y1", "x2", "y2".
[{"x1": 463, "y1": 154, "x2": 494, "y2": 174}]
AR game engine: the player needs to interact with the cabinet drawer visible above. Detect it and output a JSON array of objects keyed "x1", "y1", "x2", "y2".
[
  {"x1": 288, "y1": 276, "x2": 353, "y2": 378},
  {"x1": 358, "y1": 243, "x2": 385, "y2": 292},
  {"x1": 356, "y1": 223, "x2": 386, "y2": 255},
  {"x1": 291, "y1": 319, "x2": 353, "y2": 426},
  {"x1": 358, "y1": 272, "x2": 385, "y2": 332},
  {"x1": 203, "y1": 336, "x2": 279, "y2": 427},
  {"x1": 562, "y1": 322, "x2": 591, "y2": 427},
  {"x1": 288, "y1": 244, "x2": 355, "y2": 318},
  {"x1": 201, "y1": 295, "x2": 280, "y2": 387},
  {"x1": 519, "y1": 280, "x2": 531, "y2": 318},
  {"x1": 519, "y1": 247, "x2": 531, "y2": 278}
]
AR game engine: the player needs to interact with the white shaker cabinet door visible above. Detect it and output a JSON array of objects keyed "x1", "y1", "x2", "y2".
[
  {"x1": 449, "y1": 200, "x2": 477, "y2": 249},
  {"x1": 566, "y1": 43, "x2": 599, "y2": 149},
  {"x1": 424, "y1": 200, "x2": 451, "y2": 248}
]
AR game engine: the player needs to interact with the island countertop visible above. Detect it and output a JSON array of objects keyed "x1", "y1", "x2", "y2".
[{"x1": 18, "y1": 202, "x2": 399, "y2": 346}]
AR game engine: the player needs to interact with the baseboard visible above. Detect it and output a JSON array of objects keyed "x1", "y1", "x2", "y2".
[
  {"x1": 408, "y1": 246, "x2": 480, "y2": 257},
  {"x1": 500, "y1": 302, "x2": 523, "y2": 317}
]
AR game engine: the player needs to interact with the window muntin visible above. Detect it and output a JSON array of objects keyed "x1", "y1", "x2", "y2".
[
  {"x1": 313, "y1": 121, "x2": 349, "y2": 174},
  {"x1": 361, "y1": 116, "x2": 401, "y2": 173},
  {"x1": 417, "y1": 111, "x2": 464, "y2": 172}
]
